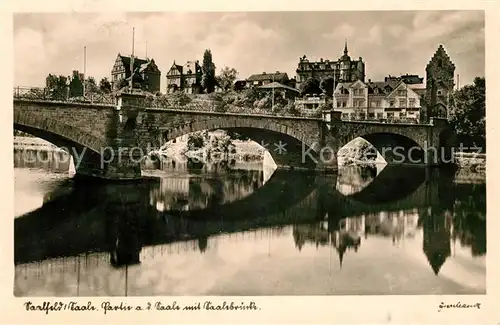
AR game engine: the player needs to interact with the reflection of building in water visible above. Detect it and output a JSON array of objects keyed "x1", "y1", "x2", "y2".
[
  {"x1": 14, "y1": 148, "x2": 72, "y2": 173},
  {"x1": 150, "y1": 177, "x2": 190, "y2": 212},
  {"x1": 149, "y1": 170, "x2": 266, "y2": 212},
  {"x1": 364, "y1": 209, "x2": 419, "y2": 245},
  {"x1": 421, "y1": 210, "x2": 452, "y2": 275},
  {"x1": 292, "y1": 218, "x2": 362, "y2": 269}
]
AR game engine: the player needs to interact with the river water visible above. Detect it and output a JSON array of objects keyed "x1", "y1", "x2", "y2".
[{"x1": 13, "y1": 147, "x2": 486, "y2": 296}]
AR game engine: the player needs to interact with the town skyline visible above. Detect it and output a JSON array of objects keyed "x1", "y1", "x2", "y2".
[{"x1": 14, "y1": 11, "x2": 484, "y2": 90}]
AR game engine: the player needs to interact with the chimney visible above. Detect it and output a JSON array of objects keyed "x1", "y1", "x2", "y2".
[
  {"x1": 320, "y1": 58, "x2": 324, "y2": 62},
  {"x1": 359, "y1": 57, "x2": 362, "y2": 61},
  {"x1": 368, "y1": 79, "x2": 371, "y2": 83},
  {"x1": 262, "y1": 72, "x2": 266, "y2": 75}
]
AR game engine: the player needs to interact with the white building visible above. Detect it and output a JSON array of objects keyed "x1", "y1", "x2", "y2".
[{"x1": 332, "y1": 79, "x2": 425, "y2": 123}]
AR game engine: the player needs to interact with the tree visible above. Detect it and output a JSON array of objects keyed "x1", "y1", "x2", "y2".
[
  {"x1": 45, "y1": 73, "x2": 69, "y2": 100},
  {"x1": 99, "y1": 77, "x2": 112, "y2": 93},
  {"x1": 217, "y1": 66, "x2": 238, "y2": 91},
  {"x1": 201, "y1": 49, "x2": 216, "y2": 93},
  {"x1": 299, "y1": 77, "x2": 321, "y2": 96},
  {"x1": 449, "y1": 77, "x2": 485, "y2": 151},
  {"x1": 69, "y1": 70, "x2": 84, "y2": 98},
  {"x1": 320, "y1": 76, "x2": 335, "y2": 97},
  {"x1": 85, "y1": 76, "x2": 99, "y2": 94},
  {"x1": 187, "y1": 132, "x2": 205, "y2": 151}
]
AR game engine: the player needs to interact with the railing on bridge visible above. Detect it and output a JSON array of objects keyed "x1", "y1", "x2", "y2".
[
  {"x1": 343, "y1": 115, "x2": 420, "y2": 124},
  {"x1": 14, "y1": 86, "x2": 426, "y2": 124},
  {"x1": 13, "y1": 86, "x2": 116, "y2": 106}
]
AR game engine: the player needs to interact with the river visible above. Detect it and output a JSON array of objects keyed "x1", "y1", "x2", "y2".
[{"x1": 13, "y1": 146, "x2": 486, "y2": 296}]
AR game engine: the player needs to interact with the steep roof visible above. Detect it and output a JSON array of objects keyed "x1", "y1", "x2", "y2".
[
  {"x1": 247, "y1": 72, "x2": 288, "y2": 82},
  {"x1": 426, "y1": 44, "x2": 456, "y2": 70},
  {"x1": 119, "y1": 55, "x2": 148, "y2": 74},
  {"x1": 366, "y1": 80, "x2": 400, "y2": 95},
  {"x1": 168, "y1": 62, "x2": 183, "y2": 75}
]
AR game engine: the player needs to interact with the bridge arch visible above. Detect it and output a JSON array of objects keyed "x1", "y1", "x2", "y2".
[
  {"x1": 14, "y1": 110, "x2": 107, "y2": 154},
  {"x1": 14, "y1": 109, "x2": 109, "y2": 178},
  {"x1": 147, "y1": 114, "x2": 328, "y2": 172},
  {"x1": 338, "y1": 130, "x2": 427, "y2": 166}
]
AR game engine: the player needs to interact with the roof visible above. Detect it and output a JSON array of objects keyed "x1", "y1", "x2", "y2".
[
  {"x1": 258, "y1": 82, "x2": 299, "y2": 93},
  {"x1": 168, "y1": 62, "x2": 183, "y2": 75},
  {"x1": 366, "y1": 80, "x2": 400, "y2": 95},
  {"x1": 119, "y1": 55, "x2": 148, "y2": 74},
  {"x1": 247, "y1": 72, "x2": 288, "y2": 82}
]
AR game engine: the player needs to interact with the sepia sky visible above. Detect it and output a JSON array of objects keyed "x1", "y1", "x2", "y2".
[{"x1": 14, "y1": 11, "x2": 484, "y2": 90}]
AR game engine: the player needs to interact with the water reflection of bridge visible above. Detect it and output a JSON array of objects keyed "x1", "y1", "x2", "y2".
[{"x1": 15, "y1": 165, "x2": 484, "y2": 276}]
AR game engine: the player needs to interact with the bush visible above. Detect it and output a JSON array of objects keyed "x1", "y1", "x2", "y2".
[
  {"x1": 170, "y1": 91, "x2": 192, "y2": 106},
  {"x1": 283, "y1": 102, "x2": 301, "y2": 116},
  {"x1": 187, "y1": 133, "x2": 205, "y2": 150}
]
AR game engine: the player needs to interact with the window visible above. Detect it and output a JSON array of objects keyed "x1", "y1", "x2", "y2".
[
  {"x1": 342, "y1": 101, "x2": 347, "y2": 107},
  {"x1": 359, "y1": 113, "x2": 366, "y2": 120},
  {"x1": 397, "y1": 90, "x2": 406, "y2": 96},
  {"x1": 337, "y1": 101, "x2": 341, "y2": 108},
  {"x1": 409, "y1": 98, "x2": 416, "y2": 107},
  {"x1": 399, "y1": 99, "x2": 406, "y2": 107},
  {"x1": 387, "y1": 112, "x2": 394, "y2": 118},
  {"x1": 389, "y1": 101, "x2": 395, "y2": 107},
  {"x1": 368, "y1": 112, "x2": 375, "y2": 119},
  {"x1": 437, "y1": 89, "x2": 443, "y2": 95},
  {"x1": 376, "y1": 113, "x2": 383, "y2": 119},
  {"x1": 341, "y1": 113, "x2": 349, "y2": 120}
]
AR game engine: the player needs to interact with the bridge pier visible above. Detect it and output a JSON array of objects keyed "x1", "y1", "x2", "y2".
[{"x1": 73, "y1": 92, "x2": 146, "y2": 181}]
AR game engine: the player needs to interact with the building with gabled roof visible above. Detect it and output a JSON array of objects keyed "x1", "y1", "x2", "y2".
[
  {"x1": 332, "y1": 78, "x2": 424, "y2": 122},
  {"x1": 111, "y1": 54, "x2": 161, "y2": 93},
  {"x1": 166, "y1": 60, "x2": 203, "y2": 94},
  {"x1": 247, "y1": 71, "x2": 289, "y2": 87}
]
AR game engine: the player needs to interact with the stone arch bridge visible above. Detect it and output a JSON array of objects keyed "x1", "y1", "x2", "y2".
[{"x1": 13, "y1": 93, "x2": 454, "y2": 181}]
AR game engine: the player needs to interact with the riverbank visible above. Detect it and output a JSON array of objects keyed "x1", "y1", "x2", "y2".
[
  {"x1": 454, "y1": 152, "x2": 486, "y2": 173},
  {"x1": 14, "y1": 136, "x2": 63, "y2": 152}
]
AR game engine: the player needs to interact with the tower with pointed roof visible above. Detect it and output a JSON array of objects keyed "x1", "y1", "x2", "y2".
[
  {"x1": 423, "y1": 45, "x2": 456, "y2": 123},
  {"x1": 339, "y1": 40, "x2": 351, "y2": 82}
]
